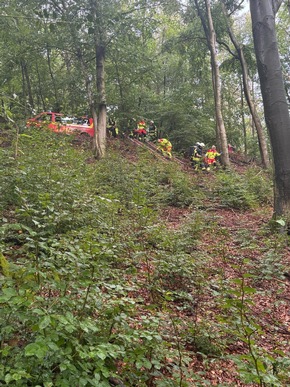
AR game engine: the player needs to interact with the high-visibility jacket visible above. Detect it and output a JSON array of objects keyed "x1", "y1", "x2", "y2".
[
  {"x1": 157, "y1": 138, "x2": 172, "y2": 158},
  {"x1": 205, "y1": 148, "x2": 220, "y2": 164},
  {"x1": 158, "y1": 138, "x2": 171, "y2": 149},
  {"x1": 191, "y1": 146, "x2": 203, "y2": 161},
  {"x1": 137, "y1": 120, "x2": 146, "y2": 130}
]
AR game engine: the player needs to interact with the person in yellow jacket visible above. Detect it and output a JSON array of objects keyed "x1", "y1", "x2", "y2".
[
  {"x1": 157, "y1": 138, "x2": 172, "y2": 159},
  {"x1": 190, "y1": 142, "x2": 205, "y2": 170},
  {"x1": 205, "y1": 145, "x2": 221, "y2": 170}
]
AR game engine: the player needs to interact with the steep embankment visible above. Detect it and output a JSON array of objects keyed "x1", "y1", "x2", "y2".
[
  {"x1": 1, "y1": 131, "x2": 290, "y2": 386},
  {"x1": 113, "y1": 137, "x2": 290, "y2": 386}
]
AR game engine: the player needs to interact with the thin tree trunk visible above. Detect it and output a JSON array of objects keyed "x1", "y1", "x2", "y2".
[
  {"x1": 21, "y1": 60, "x2": 34, "y2": 112},
  {"x1": 203, "y1": 0, "x2": 230, "y2": 166},
  {"x1": 222, "y1": 4, "x2": 270, "y2": 168},
  {"x1": 94, "y1": 43, "x2": 107, "y2": 159},
  {"x1": 46, "y1": 45, "x2": 61, "y2": 112},
  {"x1": 90, "y1": 0, "x2": 107, "y2": 159},
  {"x1": 240, "y1": 80, "x2": 247, "y2": 155},
  {"x1": 35, "y1": 61, "x2": 46, "y2": 111}
]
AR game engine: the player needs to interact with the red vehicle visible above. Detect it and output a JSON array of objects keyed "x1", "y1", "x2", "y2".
[{"x1": 26, "y1": 112, "x2": 94, "y2": 137}]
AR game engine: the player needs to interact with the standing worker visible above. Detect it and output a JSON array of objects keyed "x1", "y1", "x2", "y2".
[
  {"x1": 157, "y1": 138, "x2": 172, "y2": 159},
  {"x1": 134, "y1": 118, "x2": 147, "y2": 140},
  {"x1": 191, "y1": 142, "x2": 205, "y2": 170},
  {"x1": 147, "y1": 120, "x2": 157, "y2": 141},
  {"x1": 205, "y1": 145, "x2": 221, "y2": 170}
]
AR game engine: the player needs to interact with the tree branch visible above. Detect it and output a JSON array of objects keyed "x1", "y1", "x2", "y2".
[
  {"x1": 217, "y1": 39, "x2": 238, "y2": 58},
  {"x1": 272, "y1": 0, "x2": 283, "y2": 14}
]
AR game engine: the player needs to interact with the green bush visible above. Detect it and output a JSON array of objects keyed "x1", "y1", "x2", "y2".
[{"x1": 214, "y1": 169, "x2": 272, "y2": 209}]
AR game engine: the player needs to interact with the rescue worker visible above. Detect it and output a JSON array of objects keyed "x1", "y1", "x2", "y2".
[
  {"x1": 107, "y1": 117, "x2": 118, "y2": 138},
  {"x1": 191, "y1": 142, "x2": 205, "y2": 170},
  {"x1": 147, "y1": 120, "x2": 157, "y2": 141},
  {"x1": 157, "y1": 138, "x2": 172, "y2": 159},
  {"x1": 134, "y1": 118, "x2": 147, "y2": 140},
  {"x1": 126, "y1": 118, "x2": 136, "y2": 138},
  {"x1": 205, "y1": 145, "x2": 221, "y2": 170}
]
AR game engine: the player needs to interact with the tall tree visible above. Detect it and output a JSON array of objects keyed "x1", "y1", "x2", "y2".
[
  {"x1": 194, "y1": 0, "x2": 230, "y2": 167},
  {"x1": 221, "y1": 2, "x2": 270, "y2": 168},
  {"x1": 250, "y1": 0, "x2": 290, "y2": 219}
]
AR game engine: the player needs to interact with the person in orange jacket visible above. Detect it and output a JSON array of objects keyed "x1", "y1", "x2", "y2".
[
  {"x1": 134, "y1": 118, "x2": 147, "y2": 140},
  {"x1": 157, "y1": 138, "x2": 172, "y2": 159},
  {"x1": 205, "y1": 145, "x2": 221, "y2": 170}
]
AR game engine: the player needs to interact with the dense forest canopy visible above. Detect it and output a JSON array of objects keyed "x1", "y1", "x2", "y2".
[{"x1": 0, "y1": 0, "x2": 277, "y2": 152}]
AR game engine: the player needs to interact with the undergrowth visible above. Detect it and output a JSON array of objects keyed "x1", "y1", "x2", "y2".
[{"x1": 0, "y1": 127, "x2": 289, "y2": 386}]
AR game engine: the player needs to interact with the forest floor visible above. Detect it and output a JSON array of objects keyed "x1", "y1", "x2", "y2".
[
  {"x1": 116, "y1": 138, "x2": 290, "y2": 386},
  {"x1": 161, "y1": 205, "x2": 290, "y2": 385},
  {"x1": 3, "y1": 132, "x2": 290, "y2": 386}
]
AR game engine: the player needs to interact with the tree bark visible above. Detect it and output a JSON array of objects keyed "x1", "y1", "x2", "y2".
[
  {"x1": 93, "y1": 44, "x2": 107, "y2": 159},
  {"x1": 91, "y1": 0, "x2": 107, "y2": 159},
  {"x1": 46, "y1": 45, "x2": 61, "y2": 112},
  {"x1": 240, "y1": 80, "x2": 247, "y2": 155},
  {"x1": 250, "y1": 0, "x2": 290, "y2": 219},
  {"x1": 222, "y1": 4, "x2": 270, "y2": 168},
  {"x1": 203, "y1": 0, "x2": 230, "y2": 166},
  {"x1": 194, "y1": 0, "x2": 230, "y2": 166},
  {"x1": 21, "y1": 60, "x2": 34, "y2": 113}
]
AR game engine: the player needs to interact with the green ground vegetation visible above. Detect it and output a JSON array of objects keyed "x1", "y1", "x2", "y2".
[{"x1": 0, "y1": 127, "x2": 289, "y2": 387}]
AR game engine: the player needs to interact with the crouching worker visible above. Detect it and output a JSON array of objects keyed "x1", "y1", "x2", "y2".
[
  {"x1": 157, "y1": 138, "x2": 172, "y2": 159},
  {"x1": 205, "y1": 145, "x2": 221, "y2": 170}
]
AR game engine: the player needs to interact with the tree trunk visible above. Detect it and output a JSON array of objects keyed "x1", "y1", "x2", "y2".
[
  {"x1": 21, "y1": 60, "x2": 34, "y2": 113},
  {"x1": 46, "y1": 45, "x2": 61, "y2": 112},
  {"x1": 90, "y1": 0, "x2": 107, "y2": 159},
  {"x1": 222, "y1": 4, "x2": 270, "y2": 169},
  {"x1": 93, "y1": 44, "x2": 107, "y2": 159},
  {"x1": 203, "y1": 0, "x2": 230, "y2": 166},
  {"x1": 194, "y1": 0, "x2": 230, "y2": 166},
  {"x1": 250, "y1": 0, "x2": 290, "y2": 219},
  {"x1": 240, "y1": 80, "x2": 247, "y2": 155},
  {"x1": 35, "y1": 61, "x2": 46, "y2": 111}
]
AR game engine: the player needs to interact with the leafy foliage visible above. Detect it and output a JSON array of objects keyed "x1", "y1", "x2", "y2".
[
  {"x1": 213, "y1": 167, "x2": 272, "y2": 209},
  {"x1": 1, "y1": 128, "x2": 289, "y2": 386}
]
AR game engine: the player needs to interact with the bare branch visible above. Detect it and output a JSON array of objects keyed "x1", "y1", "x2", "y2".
[{"x1": 272, "y1": 0, "x2": 283, "y2": 14}]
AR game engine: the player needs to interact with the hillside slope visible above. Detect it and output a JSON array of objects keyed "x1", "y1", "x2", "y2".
[{"x1": 1, "y1": 131, "x2": 290, "y2": 386}]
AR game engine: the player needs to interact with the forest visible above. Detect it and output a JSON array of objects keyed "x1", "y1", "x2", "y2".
[{"x1": 1, "y1": 0, "x2": 290, "y2": 386}]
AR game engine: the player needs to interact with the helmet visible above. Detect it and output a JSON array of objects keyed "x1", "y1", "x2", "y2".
[
  {"x1": 158, "y1": 138, "x2": 163, "y2": 142},
  {"x1": 212, "y1": 145, "x2": 216, "y2": 149},
  {"x1": 196, "y1": 142, "x2": 204, "y2": 148}
]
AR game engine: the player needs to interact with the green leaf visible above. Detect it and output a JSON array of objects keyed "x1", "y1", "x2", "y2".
[
  {"x1": 39, "y1": 315, "x2": 51, "y2": 329},
  {"x1": 276, "y1": 219, "x2": 285, "y2": 226},
  {"x1": 25, "y1": 342, "x2": 49, "y2": 359},
  {"x1": 243, "y1": 286, "x2": 256, "y2": 294}
]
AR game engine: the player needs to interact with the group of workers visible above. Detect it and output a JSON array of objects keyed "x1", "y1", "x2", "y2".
[
  {"x1": 107, "y1": 116, "x2": 224, "y2": 169},
  {"x1": 131, "y1": 118, "x2": 158, "y2": 141},
  {"x1": 107, "y1": 117, "x2": 158, "y2": 141},
  {"x1": 132, "y1": 118, "x2": 173, "y2": 158},
  {"x1": 190, "y1": 142, "x2": 221, "y2": 171},
  {"x1": 107, "y1": 116, "x2": 172, "y2": 158}
]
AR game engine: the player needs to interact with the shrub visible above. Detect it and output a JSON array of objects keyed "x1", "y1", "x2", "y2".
[{"x1": 213, "y1": 169, "x2": 272, "y2": 210}]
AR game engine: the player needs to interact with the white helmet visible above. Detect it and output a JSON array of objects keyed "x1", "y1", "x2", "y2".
[{"x1": 196, "y1": 142, "x2": 205, "y2": 147}]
